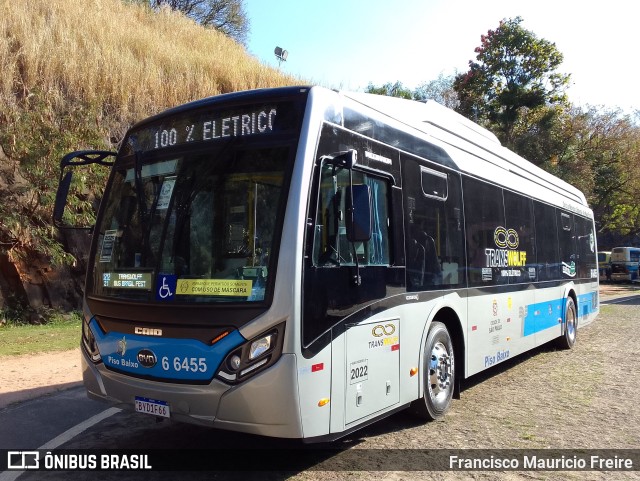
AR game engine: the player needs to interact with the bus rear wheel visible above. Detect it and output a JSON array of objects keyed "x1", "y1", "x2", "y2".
[
  {"x1": 556, "y1": 297, "x2": 577, "y2": 349},
  {"x1": 411, "y1": 321, "x2": 455, "y2": 420}
]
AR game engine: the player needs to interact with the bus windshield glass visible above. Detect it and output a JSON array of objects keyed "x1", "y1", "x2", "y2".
[{"x1": 90, "y1": 98, "x2": 304, "y2": 304}]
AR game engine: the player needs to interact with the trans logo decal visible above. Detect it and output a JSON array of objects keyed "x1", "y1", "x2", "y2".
[
  {"x1": 482, "y1": 226, "x2": 530, "y2": 281},
  {"x1": 89, "y1": 319, "x2": 245, "y2": 382}
]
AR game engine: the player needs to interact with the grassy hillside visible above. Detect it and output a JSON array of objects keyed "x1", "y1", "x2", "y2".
[
  {"x1": 0, "y1": 0, "x2": 302, "y2": 322},
  {"x1": 1, "y1": 0, "x2": 300, "y2": 125}
]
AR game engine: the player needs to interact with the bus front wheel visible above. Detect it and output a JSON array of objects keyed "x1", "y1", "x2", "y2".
[
  {"x1": 411, "y1": 321, "x2": 455, "y2": 420},
  {"x1": 556, "y1": 297, "x2": 577, "y2": 349}
]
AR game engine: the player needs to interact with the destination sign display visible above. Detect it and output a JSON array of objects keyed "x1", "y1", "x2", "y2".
[
  {"x1": 151, "y1": 107, "x2": 277, "y2": 150},
  {"x1": 121, "y1": 97, "x2": 305, "y2": 155},
  {"x1": 103, "y1": 272, "x2": 152, "y2": 290}
]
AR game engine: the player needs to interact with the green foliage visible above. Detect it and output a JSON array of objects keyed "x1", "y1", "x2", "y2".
[
  {"x1": 0, "y1": 293, "x2": 29, "y2": 325},
  {"x1": 365, "y1": 81, "x2": 413, "y2": 100},
  {"x1": 527, "y1": 105, "x2": 640, "y2": 241},
  {"x1": 0, "y1": 90, "x2": 109, "y2": 265},
  {"x1": 607, "y1": 204, "x2": 640, "y2": 235},
  {"x1": 453, "y1": 17, "x2": 570, "y2": 148},
  {"x1": 367, "y1": 17, "x2": 640, "y2": 245},
  {"x1": 448, "y1": 16, "x2": 640, "y2": 243},
  {"x1": 366, "y1": 75, "x2": 460, "y2": 108}
]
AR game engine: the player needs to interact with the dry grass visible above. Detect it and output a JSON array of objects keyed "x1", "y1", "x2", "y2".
[
  {"x1": 0, "y1": 0, "x2": 305, "y2": 286},
  {"x1": 0, "y1": 0, "x2": 302, "y2": 127}
]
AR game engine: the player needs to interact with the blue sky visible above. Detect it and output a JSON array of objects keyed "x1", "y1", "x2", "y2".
[{"x1": 244, "y1": 0, "x2": 638, "y2": 112}]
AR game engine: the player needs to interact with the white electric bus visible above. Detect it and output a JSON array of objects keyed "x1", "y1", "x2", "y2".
[{"x1": 54, "y1": 86, "x2": 599, "y2": 441}]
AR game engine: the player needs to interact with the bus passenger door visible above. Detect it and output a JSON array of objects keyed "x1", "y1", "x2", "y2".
[
  {"x1": 302, "y1": 132, "x2": 405, "y2": 433},
  {"x1": 304, "y1": 154, "x2": 397, "y2": 349}
]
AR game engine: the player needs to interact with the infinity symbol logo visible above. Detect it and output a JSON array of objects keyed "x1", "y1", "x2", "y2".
[
  {"x1": 372, "y1": 324, "x2": 396, "y2": 337},
  {"x1": 494, "y1": 226, "x2": 519, "y2": 249}
]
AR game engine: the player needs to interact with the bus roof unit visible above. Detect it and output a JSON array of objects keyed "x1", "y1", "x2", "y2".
[{"x1": 341, "y1": 90, "x2": 587, "y2": 207}]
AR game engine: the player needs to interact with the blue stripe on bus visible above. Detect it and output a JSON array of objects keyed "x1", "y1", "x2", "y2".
[
  {"x1": 577, "y1": 292, "x2": 598, "y2": 319},
  {"x1": 523, "y1": 299, "x2": 565, "y2": 336},
  {"x1": 523, "y1": 293, "x2": 598, "y2": 337},
  {"x1": 90, "y1": 319, "x2": 245, "y2": 382}
]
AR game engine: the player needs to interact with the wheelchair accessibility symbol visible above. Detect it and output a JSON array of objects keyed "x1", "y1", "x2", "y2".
[{"x1": 156, "y1": 275, "x2": 177, "y2": 301}]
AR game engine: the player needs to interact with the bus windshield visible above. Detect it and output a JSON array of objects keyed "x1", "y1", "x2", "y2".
[{"x1": 91, "y1": 142, "x2": 294, "y2": 304}]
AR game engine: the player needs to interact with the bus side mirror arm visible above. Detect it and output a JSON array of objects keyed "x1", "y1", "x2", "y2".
[
  {"x1": 53, "y1": 170, "x2": 73, "y2": 228},
  {"x1": 53, "y1": 150, "x2": 116, "y2": 229},
  {"x1": 321, "y1": 149, "x2": 357, "y2": 169}
]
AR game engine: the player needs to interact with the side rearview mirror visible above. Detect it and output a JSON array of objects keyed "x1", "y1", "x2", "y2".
[{"x1": 346, "y1": 184, "x2": 372, "y2": 242}]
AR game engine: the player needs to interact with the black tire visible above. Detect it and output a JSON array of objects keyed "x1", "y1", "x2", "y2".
[
  {"x1": 411, "y1": 321, "x2": 455, "y2": 420},
  {"x1": 556, "y1": 296, "x2": 577, "y2": 349}
]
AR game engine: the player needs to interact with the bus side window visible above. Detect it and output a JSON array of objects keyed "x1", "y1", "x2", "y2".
[
  {"x1": 533, "y1": 201, "x2": 559, "y2": 281},
  {"x1": 405, "y1": 160, "x2": 464, "y2": 291},
  {"x1": 503, "y1": 190, "x2": 536, "y2": 284},
  {"x1": 463, "y1": 177, "x2": 506, "y2": 286},
  {"x1": 575, "y1": 215, "x2": 596, "y2": 279},
  {"x1": 312, "y1": 164, "x2": 390, "y2": 267},
  {"x1": 558, "y1": 211, "x2": 576, "y2": 278}
]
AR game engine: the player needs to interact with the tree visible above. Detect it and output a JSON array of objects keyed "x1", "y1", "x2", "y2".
[
  {"x1": 510, "y1": 104, "x2": 568, "y2": 166},
  {"x1": 365, "y1": 81, "x2": 413, "y2": 100},
  {"x1": 564, "y1": 108, "x2": 640, "y2": 242},
  {"x1": 413, "y1": 73, "x2": 459, "y2": 109},
  {"x1": 453, "y1": 17, "x2": 570, "y2": 150},
  {"x1": 152, "y1": 0, "x2": 249, "y2": 45}
]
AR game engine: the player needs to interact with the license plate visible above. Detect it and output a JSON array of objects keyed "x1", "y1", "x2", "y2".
[{"x1": 135, "y1": 396, "x2": 170, "y2": 418}]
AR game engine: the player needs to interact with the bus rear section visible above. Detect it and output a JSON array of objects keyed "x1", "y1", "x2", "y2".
[{"x1": 609, "y1": 247, "x2": 640, "y2": 282}]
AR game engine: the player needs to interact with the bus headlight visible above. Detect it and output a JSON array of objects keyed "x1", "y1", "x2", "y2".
[
  {"x1": 217, "y1": 322, "x2": 285, "y2": 384},
  {"x1": 249, "y1": 334, "x2": 272, "y2": 360},
  {"x1": 82, "y1": 319, "x2": 102, "y2": 363}
]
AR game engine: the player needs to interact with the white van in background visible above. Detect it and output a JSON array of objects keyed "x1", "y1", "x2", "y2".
[{"x1": 609, "y1": 247, "x2": 640, "y2": 282}]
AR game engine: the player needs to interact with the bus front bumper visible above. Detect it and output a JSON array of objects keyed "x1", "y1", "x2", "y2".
[{"x1": 82, "y1": 350, "x2": 303, "y2": 438}]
